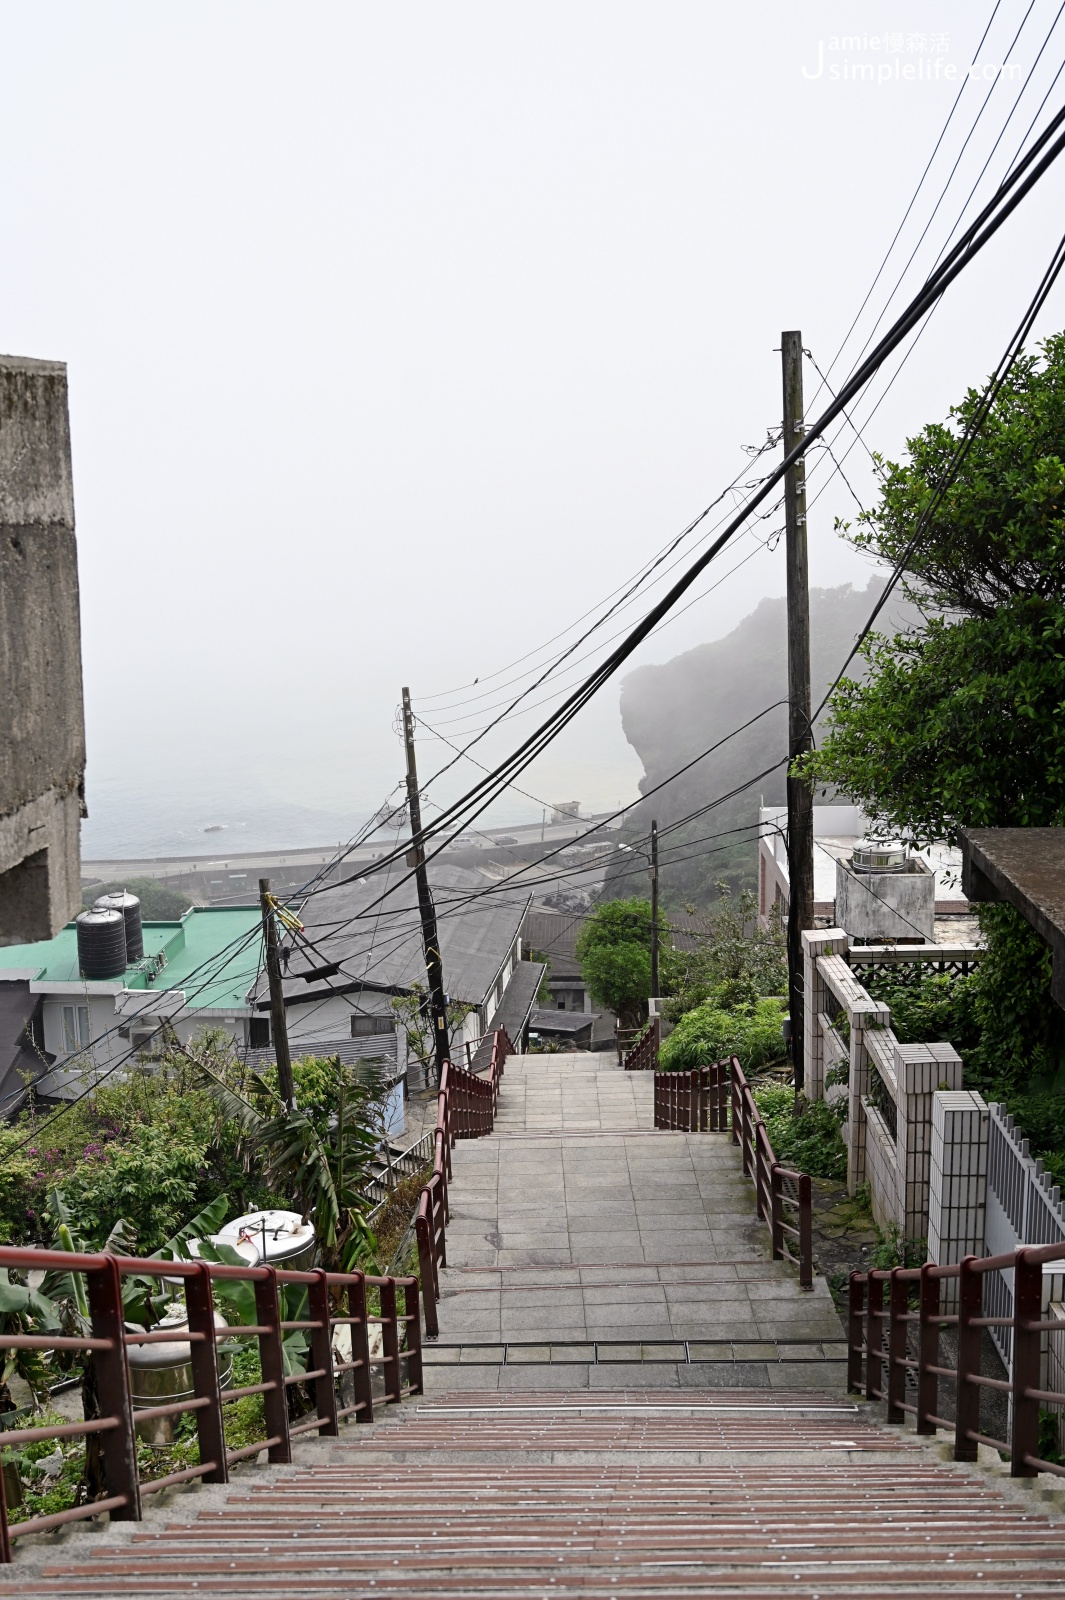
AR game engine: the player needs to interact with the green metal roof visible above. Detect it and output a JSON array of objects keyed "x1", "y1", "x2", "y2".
[{"x1": 0, "y1": 907, "x2": 263, "y2": 1013}]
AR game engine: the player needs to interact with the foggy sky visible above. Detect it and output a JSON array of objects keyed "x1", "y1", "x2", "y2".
[{"x1": 2, "y1": 2, "x2": 1063, "y2": 845}]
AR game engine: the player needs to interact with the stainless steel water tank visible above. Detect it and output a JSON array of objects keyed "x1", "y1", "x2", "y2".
[
  {"x1": 126, "y1": 1301, "x2": 232, "y2": 1446},
  {"x1": 217, "y1": 1209, "x2": 316, "y2": 1271},
  {"x1": 851, "y1": 838, "x2": 909, "y2": 874}
]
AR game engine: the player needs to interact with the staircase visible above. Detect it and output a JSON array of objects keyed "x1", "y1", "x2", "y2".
[
  {"x1": 9, "y1": 1050, "x2": 1065, "y2": 1594},
  {"x1": 13, "y1": 1390, "x2": 1065, "y2": 1595}
]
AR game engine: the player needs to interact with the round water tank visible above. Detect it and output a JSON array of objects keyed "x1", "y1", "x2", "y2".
[
  {"x1": 93, "y1": 890, "x2": 144, "y2": 962},
  {"x1": 217, "y1": 1209, "x2": 316, "y2": 1271},
  {"x1": 76, "y1": 908, "x2": 127, "y2": 979},
  {"x1": 852, "y1": 838, "x2": 909, "y2": 874}
]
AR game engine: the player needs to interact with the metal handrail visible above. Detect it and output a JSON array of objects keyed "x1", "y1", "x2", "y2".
[
  {"x1": 415, "y1": 1027, "x2": 513, "y2": 1337},
  {"x1": 849, "y1": 1243, "x2": 1065, "y2": 1479},
  {"x1": 0, "y1": 1249, "x2": 421, "y2": 1560}
]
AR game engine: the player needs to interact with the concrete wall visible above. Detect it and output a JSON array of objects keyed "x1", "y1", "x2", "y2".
[
  {"x1": 835, "y1": 856, "x2": 935, "y2": 943},
  {"x1": 0, "y1": 355, "x2": 85, "y2": 942}
]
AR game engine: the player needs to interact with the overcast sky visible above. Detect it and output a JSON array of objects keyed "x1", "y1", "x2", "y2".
[{"x1": 3, "y1": 2, "x2": 1064, "y2": 852}]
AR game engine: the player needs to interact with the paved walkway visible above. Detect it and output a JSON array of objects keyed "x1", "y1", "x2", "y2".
[{"x1": 424, "y1": 1053, "x2": 846, "y2": 1389}]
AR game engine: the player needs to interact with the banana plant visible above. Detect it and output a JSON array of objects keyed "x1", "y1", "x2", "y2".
[{"x1": 189, "y1": 1052, "x2": 383, "y2": 1273}]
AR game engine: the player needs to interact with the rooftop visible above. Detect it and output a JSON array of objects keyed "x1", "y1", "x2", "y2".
[
  {"x1": 263, "y1": 863, "x2": 530, "y2": 1011},
  {"x1": 0, "y1": 906, "x2": 262, "y2": 1013},
  {"x1": 961, "y1": 827, "x2": 1065, "y2": 1006}
]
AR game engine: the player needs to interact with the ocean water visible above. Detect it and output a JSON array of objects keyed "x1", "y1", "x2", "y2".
[{"x1": 80, "y1": 788, "x2": 375, "y2": 861}]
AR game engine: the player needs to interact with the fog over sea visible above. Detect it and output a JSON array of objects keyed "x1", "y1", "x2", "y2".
[{"x1": 79, "y1": 779, "x2": 543, "y2": 862}]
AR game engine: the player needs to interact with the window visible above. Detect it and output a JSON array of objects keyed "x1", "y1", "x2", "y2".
[
  {"x1": 62, "y1": 1005, "x2": 90, "y2": 1053},
  {"x1": 351, "y1": 1016, "x2": 393, "y2": 1038},
  {"x1": 557, "y1": 998, "x2": 566, "y2": 1010},
  {"x1": 248, "y1": 1017, "x2": 271, "y2": 1049}
]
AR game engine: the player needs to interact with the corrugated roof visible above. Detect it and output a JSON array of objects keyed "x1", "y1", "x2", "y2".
[{"x1": 261, "y1": 863, "x2": 529, "y2": 1012}]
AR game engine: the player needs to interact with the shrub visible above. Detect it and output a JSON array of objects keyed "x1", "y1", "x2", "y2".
[
  {"x1": 752, "y1": 1082, "x2": 847, "y2": 1182},
  {"x1": 659, "y1": 996, "x2": 786, "y2": 1075}
]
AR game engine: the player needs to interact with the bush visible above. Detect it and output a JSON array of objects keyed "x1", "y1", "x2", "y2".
[
  {"x1": 752, "y1": 1082, "x2": 847, "y2": 1181},
  {"x1": 659, "y1": 996, "x2": 786, "y2": 1074}
]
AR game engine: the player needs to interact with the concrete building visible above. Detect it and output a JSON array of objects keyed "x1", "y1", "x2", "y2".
[
  {"x1": 0, "y1": 355, "x2": 86, "y2": 943},
  {"x1": 0, "y1": 906, "x2": 262, "y2": 1108},
  {"x1": 758, "y1": 804, "x2": 970, "y2": 937}
]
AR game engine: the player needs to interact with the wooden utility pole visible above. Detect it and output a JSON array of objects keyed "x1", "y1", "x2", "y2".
[
  {"x1": 782, "y1": 330, "x2": 814, "y2": 1094},
  {"x1": 401, "y1": 687, "x2": 450, "y2": 1086},
  {"x1": 259, "y1": 877, "x2": 295, "y2": 1109},
  {"x1": 649, "y1": 819, "x2": 660, "y2": 1002}
]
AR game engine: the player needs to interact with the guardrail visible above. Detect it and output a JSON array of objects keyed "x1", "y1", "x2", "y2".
[
  {"x1": 0, "y1": 1247, "x2": 420, "y2": 1561},
  {"x1": 731, "y1": 1058, "x2": 813, "y2": 1292},
  {"x1": 621, "y1": 1017, "x2": 659, "y2": 1071},
  {"x1": 848, "y1": 1244, "x2": 1065, "y2": 1479},
  {"x1": 415, "y1": 1028, "x2": 512, "y2": 1336},
  {"x1": 652, "y1": 1061, "x2": 728, "y2": 1131}
]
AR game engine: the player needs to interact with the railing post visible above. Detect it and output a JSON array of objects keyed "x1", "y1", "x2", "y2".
[
  {"x1": 404, "y1": 1278, "x2": 424, "y2": 1395},
  {"x1": 954, "y1": 1255, "x2": 981, "y2": 1463},
  {"x1": 847, "y1": 1273, "x2": 865, "y2": 1393},
  {"x1": 730, "y1": 1060, "x2": 741, "y2": 1146},
  {"x1": 886, "y1": 1267, "x2": 908, "y2": 1423},
  {"x1": 308, "y1": 1268, "x2": 340, "y2": 1437},
  {"x1": 797, "y1": 1172, "x2": 813, "y2": 1291},
  {"x1": 348, "y1": 1272, "x2": 374, "y2": 1423},
  {"x1": 698, "y1": 1067, "x2": 708, "y2": 1133},
  {"x1": 865, "y1": 1272, "x2": 885, "y2": 1402},
  {"x1": 916, "y1": 1263, "x2": 940, "y2": 1435},
  {"x1": 1011, "y1": 1249, "x2": 1043, "y2": 1478},
  {"x1": 255, "y1": 1266, "x2": 292, "y2": 1463},
  {"x1": 416, "y1": 1199, "x2": 440, "y2": 1338},
  {"x1": 88, "y1": 1255, "x2": 141, "y2": 1521},
  {"x1": 769, "y1": 1164, "x2": 784, "y2": 1260},
  {"x1": 185, "y1": 1262, "x2": 228, "y2": 1482},
  {"x1": 380, "y1": 1278, "x2": 401, "y2": 1404},
  {"x1": 0, "y1": 1460, "x2": 9, "y2": 1564}
]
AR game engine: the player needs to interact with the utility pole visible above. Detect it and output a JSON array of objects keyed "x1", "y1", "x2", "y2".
[
  {"x1": 259, "y1": 877, "x2": 295, "y2": 1110},
  {"x1": 401, "y1": 687, "x2": 450, "y2": 1086},
  {"x1": 782, "y1": 330, "x2": 813, "y2": 1094},
  {"x1": 649, "y1": 819, "x2": 660, "y2": 1002}
]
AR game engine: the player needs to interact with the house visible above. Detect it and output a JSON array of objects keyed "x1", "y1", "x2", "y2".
[
  {"x1": 757, "y1": 804, "x2": 972, "y2": 937},
  {"x1": 251, "y1": 862, "x2": 544, "y2": 1086},
  {"x1": 0, "y1": 355, "x2": 86, "y2": 943},
  {"x1": 0, "y1": 906, "x2": 262, "y2": 1106}
]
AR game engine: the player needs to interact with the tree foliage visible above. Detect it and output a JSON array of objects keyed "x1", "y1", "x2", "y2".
[
  {"x1": 667, "y1": 885, "x2": 787, "y2": 1018},
  {"x1": 848, "y1": 333, "x2": 1065, "y2": 618},
  {"x1": 803, "y1": 333, "x2": 1065, "y2": 845},
  {"x1": 658, "y1": 995, "x2": 786, "y2": 1075},
  {"x1": 575, "y1": 898, "x2": 657, "y2": 1028}
]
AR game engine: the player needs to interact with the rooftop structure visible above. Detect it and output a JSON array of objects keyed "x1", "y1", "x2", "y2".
[
  {"x1": 961, "y1": 827, "x2": 1065, "y2": 1006},
  {"x1": 0, "y1": 906, "x2": 262, "y2": 1106},
  {"x1": 758, "y1": 804, "x2": 971, "y2": 936}
]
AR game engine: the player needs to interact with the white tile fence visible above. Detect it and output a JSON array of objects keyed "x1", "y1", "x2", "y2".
[
  {"x1": 803, "y1": 930, "x2": 972, "y2": 1244},
  {"x1": 982, "y1": 1102, "x2": 1065, "y2": 1370}
]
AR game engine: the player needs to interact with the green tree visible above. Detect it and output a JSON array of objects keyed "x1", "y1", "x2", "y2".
[
  {"x1": 801, "y1": 332, "x2": 1065, "y2": 1110},
  {"x1": 575, "y1": 898, "x2": 656, "y2": 1028}
]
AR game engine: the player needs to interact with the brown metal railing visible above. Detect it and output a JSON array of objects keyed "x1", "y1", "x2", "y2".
[
  {"x1": 0, "y1": 1246, "x2": 421, "y2": 1560},
  {"x1": 730, "y1": 1057, "x2": 813, "y2": 1292},
  {"x1": 415, "y1": 1027, "x2": 513, "y2": 1336},
  {"x1": 652, "y1": 1061, "x2": 729, "y2": 1131},
  {"x1": 849, "y1": 1242, "x2": 1065, "y2": 1479},
  {"x1": 621, "y1": 1016, "x2": 660, "y2": 1071}
]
